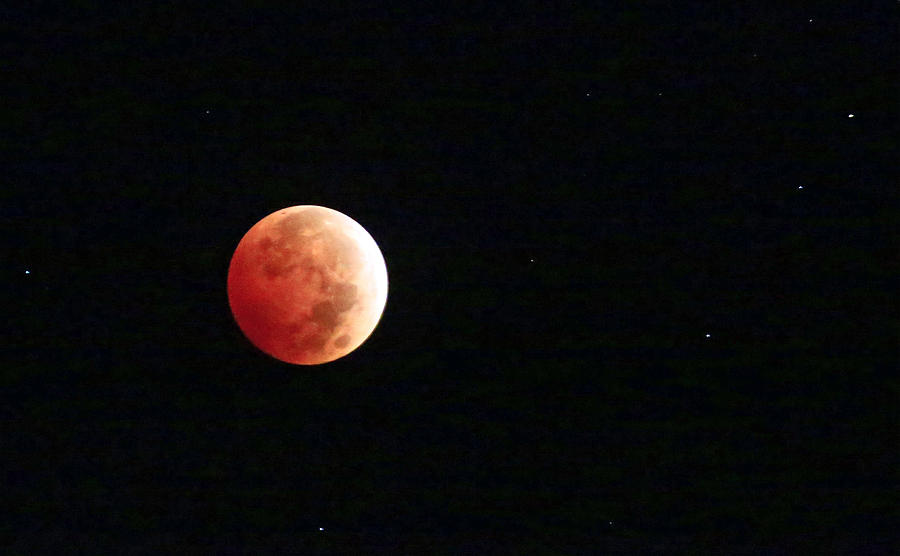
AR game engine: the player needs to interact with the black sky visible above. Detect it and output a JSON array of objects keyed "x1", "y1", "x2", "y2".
[{"x1": 4, "y1": 2, "x2": 897, "y2": 553}]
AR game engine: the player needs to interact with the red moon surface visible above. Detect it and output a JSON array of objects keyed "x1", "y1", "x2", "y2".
[{"x1": 227, "y1": 205, "x2": 388, "y2": 365}]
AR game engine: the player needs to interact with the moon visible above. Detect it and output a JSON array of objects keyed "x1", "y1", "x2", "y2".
[{"x1": 227, "y1": 205, "x2": 388, "y2": 365}]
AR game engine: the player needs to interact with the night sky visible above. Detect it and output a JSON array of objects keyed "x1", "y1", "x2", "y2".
[{"x1": 5, "y1": 3, "x2": 897, "y2": 553}]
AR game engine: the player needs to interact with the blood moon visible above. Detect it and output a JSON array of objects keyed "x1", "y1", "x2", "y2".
[{"x1": 227, "y1": 205, "x2": 388, "y2": 365}]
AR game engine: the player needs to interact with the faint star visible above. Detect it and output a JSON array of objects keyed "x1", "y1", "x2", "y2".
[
  {"x1": 529, "y1": 258, "x2": 534, "y2": 263},
  {"x1": 205, "y1": 109, "x2": 210, "y2": 114},
  {"x1": 809, "y1": 18, "x2": 813, "y2": 22},
  {"x1": 586, "y1": 92, "x2": 591, "y2": 97}
]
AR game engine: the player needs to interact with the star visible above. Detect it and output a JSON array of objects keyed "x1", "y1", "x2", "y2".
[
  {"x1": 798, "y1": 186, "x2": 804, "y2": 189},
  {"x1": 705, "y1": 333, "x2": 711, "y2": 338},
  {"x1": 848, "y1": 114, "x2": 854, "y2": 118},
  {"x1": 24, "y1": 270, "x2": 30, "y2": 274},
  {"x1": 529, "y1": 258, "x2": 534, "y2": 263},
  {"x1": 585, "y1": 92, "x2": 591, "y2": 97},
  {"x1": 319, "y1": 527, "x2": 325, "y2": 531}
]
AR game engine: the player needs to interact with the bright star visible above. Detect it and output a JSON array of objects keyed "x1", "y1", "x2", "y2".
[
  {"x1": 319, "y1": 527, "x2": 324, "y2": 531},
  {"x1": 705, "y1": 333, "x2": 711, "y2": 338},
  {"x1": 24, "y1": 270, "x2": 30, "y2": 274},
  {"x1": 848, "y1": 114, "x2": 854, "y2": 118}
]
